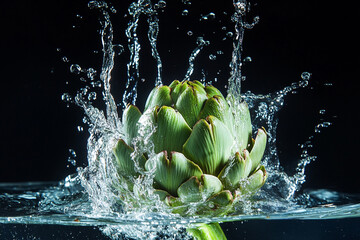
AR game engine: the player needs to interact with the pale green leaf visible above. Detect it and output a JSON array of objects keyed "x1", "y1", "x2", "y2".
[
  {"x1": 145, "y1": 151, "x2": 203, "y2": 196},
  {"x1": 122, "y1": 104, "x2": 141, "y2": 145},
  {"x1": 152, "y1": 106, "x2": 192, "y2": 154},
  {"x1": 183, "y1": 116, "x2": 234, "y2": 175}
]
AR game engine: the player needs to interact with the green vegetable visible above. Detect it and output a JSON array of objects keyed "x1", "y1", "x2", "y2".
[{"x1": 113, "y1": 80, "x2": 267, "y2": 239}]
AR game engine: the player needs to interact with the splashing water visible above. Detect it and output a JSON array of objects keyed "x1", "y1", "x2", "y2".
[{"x1": 1, "y1": 1, "x2": 360, "y2": 240}]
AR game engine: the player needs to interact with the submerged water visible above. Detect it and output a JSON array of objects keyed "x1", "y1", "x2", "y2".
[{"x1": 1, "y1": 0, "x2": 359, "y2": 239}]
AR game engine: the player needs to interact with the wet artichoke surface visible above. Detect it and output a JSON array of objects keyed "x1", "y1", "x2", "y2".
[{"x1": 113, "y1": 80, "x2": 267, "y2": 216}]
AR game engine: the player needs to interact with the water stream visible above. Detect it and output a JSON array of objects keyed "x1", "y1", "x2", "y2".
[{"x1": 1, "y1": 0, "x2": 359, "y2": 239}]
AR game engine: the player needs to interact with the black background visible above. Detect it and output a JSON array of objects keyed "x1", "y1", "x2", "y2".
[{"x1": 0, "y1": 0, "x2": 359, "y2": 239}]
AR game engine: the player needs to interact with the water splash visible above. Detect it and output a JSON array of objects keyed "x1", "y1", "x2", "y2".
[{"x1": 1, "y1": 0, "x2": 354, "y2": 240}]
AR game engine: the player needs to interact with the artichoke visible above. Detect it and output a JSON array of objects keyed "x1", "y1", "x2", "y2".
[{"x1": 113, "y1": 80, "x2": 267, "y2": 216}]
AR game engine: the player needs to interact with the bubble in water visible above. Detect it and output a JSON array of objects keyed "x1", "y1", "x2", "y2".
[
  {"x1": 182, "y1": 9, "x2": 189, "y2": 16},
  {"x1": 70, "y1": 64, "x2": 82, "y2": 74},
  {"x1": 209, "y1": 54, "x2": 217, "y2": 60}
]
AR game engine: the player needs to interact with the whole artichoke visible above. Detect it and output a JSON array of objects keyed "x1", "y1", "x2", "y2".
[{"x1": 113, "y1": 80, "x2": 267, "y2": 216}]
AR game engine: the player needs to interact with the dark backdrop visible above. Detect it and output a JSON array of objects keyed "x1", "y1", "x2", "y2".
[{"x1": 0, "y1": 0, "x2": 358, "y2": 195}]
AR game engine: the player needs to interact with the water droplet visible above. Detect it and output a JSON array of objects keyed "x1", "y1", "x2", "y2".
[
  {"x1": 182, "y1": 9, "x2": 189, "y2": 16},
  {"x1": 182, "y1": 0, "x2": 191, "y2": 5},
  {"x1": 88, "y1": 92, "x2": 97, "y2": 101},
  {"x1": 76, "y1": 14, "x2": 83, "y2": 19},
  {"x1": 221, "y1": 26, "x2": 227, "y2": 31},
  {"x1": 209, "y1": 54, "x2": 216, "y2": 60},
  {"x1": 226, "y1": 32, "x2": 233, "y2": 38},
  {"x1": 61, "y1": 93, "x2": 72, "y2": 102},
  {"x1": 319, "y1": 109, "x2": 326, "y2": 115},
  {"x1": 141, "y1": 78, "x2": 146, "y2": 82},
  {"x1": 110, "y1": 6, "x2": 117, "y2": 13},
  {"x1": 113, "y1": 44, "x2": 124, "y2": 56},
  {"x1": 87, "y1": 68, "x2": 97, "y2": 80},
  {"x1": 157, "y1": 0, "x2": 166, "y2": 8},
  {"x1": 244, "y1": 56, "x2": 252, "y2": 62},
  {"x1": 201, "y1": 12, "x2": 215, "y2": 21},
  {"x1": 187, "y1": 31, "x2": 193, "y2": 36},
  {"x1": 314, "y1": 122, "x2": 332, "y2": 133},
  {"x1": 56, "y1": 48, "x2": 61, "y2": 52},
  {"x1": 301, "y1": 72, "x2": 312, "y2": 81},
  {"x1": 62, "y1": 56, "x2": 69, "y2": 62},
  {"x1": 90, "y1": 81, "x2": 102, "y2": 88},
  {"x1": 77, "y1": 126, "x2": 84, "y2": 132},
  {"x1": 216, "y1": 50, "x2": 224, "y2": 55},
  {"x1": 69, "y1": 149, "x2": 77, "y2": 158},
  {"x1": 70, "y1": 64, "x2": 82, "y2": 74}
]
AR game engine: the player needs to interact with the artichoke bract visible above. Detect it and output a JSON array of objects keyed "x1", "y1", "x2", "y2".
[{"x1": 113, "y1": 80, "x2": 267, "y2": 216}]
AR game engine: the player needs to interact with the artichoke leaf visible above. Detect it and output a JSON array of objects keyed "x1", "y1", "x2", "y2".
[
  {"x1": 170, "y1": 81, "x2": 189, "y2": 104},
  {"x1": 145, "y1": 151, "x2": 203, "y2": 197},
  {"x1": 235, "y1": 101, "x2": 253, "y2": 151},
  {"x1": 218, "y1": 151, "x2": 252, "y2": 191},
  {"x1": 183, "y1": 116, "x2": 234, "y2": 175},
  {"x1": 177, "y1": 176, "x2": 203, "y2": 203},
  {"x1": 175, "y1": 84, "x2": 208, "y2": 127},
  {"x1": 122, "y1": 104, "x2": 142, "y2": 145},
  {"x1": 204, "y1": 85, "x2": 225, "y2": 99},
  {"x1": 239, "y1": 165, "x2": 267, "y2": 195},
  {"x1": 197, "y1": 95, "x2": 234, "y2": 133},
  {"x1": 113, "y1": 139, "x2": 146, "y2": 177},
  {"x1": 177, "y1": 174, "x2": 223, "y2": 203},
  {"x1": 249, "y1": 127, "x2": 267, "y2": 173},
  {"x1": 152, "y1": 106, "x2": 192, "y2": 154},
  {"x1": 144, "y1": 85, "x2": 173, "y2": 112}
]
